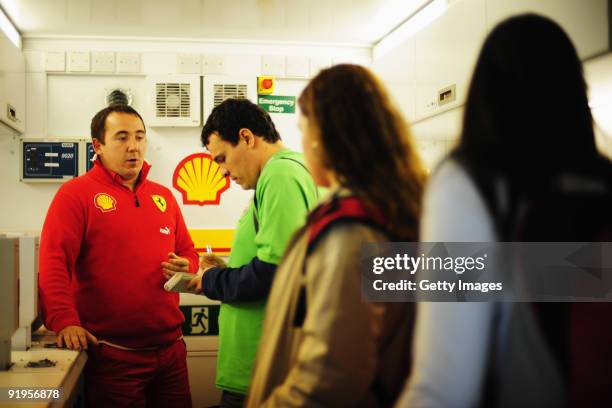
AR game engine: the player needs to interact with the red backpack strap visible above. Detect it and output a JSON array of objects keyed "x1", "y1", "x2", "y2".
[
  {"x1": 291, "y1": 195, "x2": 387, "y2": 328},
  {"x1": 307, "y1": 195, "x2": 387, "y2": 252}
]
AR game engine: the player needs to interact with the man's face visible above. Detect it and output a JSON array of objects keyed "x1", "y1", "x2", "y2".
[
  {"x1": 207, "y1": 131, "x2": 258, "y2": 190},
  {"x1": 93, "y1": 112, "x2": 146, "y2": 183}
]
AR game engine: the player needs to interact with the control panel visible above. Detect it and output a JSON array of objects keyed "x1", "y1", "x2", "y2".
[{"x1": 20, "y1": 140, "x2": 80, "y2": 183}]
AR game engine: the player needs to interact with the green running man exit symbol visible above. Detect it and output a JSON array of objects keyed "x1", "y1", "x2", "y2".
[{"x1": 191, "y1": 307, "x2": 209, "y2": 334}]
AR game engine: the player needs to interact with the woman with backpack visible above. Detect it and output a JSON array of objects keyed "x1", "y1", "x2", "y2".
[
  {"x1": 246, "y1": 64, "x2": 426, "y2": 407},
  {"x1": 397, "y1": 14, "x2": 612, "y2": 408}
]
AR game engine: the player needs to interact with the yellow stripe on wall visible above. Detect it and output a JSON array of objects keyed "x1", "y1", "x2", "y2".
[{"x1": 189, "y1": 229, "x2": 234, "y2": 256}]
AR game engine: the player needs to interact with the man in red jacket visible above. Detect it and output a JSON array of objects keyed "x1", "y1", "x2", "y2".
[{"x1": 39, "y1": 104, "x2": 198, "y2": 407}]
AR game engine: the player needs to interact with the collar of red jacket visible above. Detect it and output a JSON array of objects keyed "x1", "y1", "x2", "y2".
[{"x1": 90, "y1": 158, "x2": 152, "y2": 191}]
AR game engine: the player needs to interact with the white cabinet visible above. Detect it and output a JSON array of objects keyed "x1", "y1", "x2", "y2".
[
  {"x1": 181, "y1": 295, "x2": 222, "y2": 407},
  {"x1": 486, "y1": 0, "x2": 609, "y2": 60},
  {"x1": 0, "y1": 30, "x2": 25, "y2": 134},
  {"x1": 414, "y1": 0, "x2": 487, "y2": 122},
  {"x1": 185, "y1": 336, "x2": 221, "y2": 408}
]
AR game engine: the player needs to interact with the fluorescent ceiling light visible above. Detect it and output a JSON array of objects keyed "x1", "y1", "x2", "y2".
[
  {"x1": 360, "y1": 0, "x2": 431, "y2": 44},
  {"x1": 0, "y1": 6, "x2": 21, "y2": 49},
  {"x1": 373, "y1": 0, "x2": 447, "y2": 60}
]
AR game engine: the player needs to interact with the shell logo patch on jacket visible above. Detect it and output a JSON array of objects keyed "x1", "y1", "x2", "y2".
[
  {"x1": 94, "y1": 193, "x2": 117, "y2": 213},
  {"x1": 152, "y1": 195, "x2": 167, "y2": 213}
]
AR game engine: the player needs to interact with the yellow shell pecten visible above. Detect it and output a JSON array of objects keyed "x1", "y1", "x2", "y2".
[
  {"x1": 94, "y1": 193, "x2": 116, "y2": 212},
  {"x1": 173, "y1": 153, "x2": 229, "y2": 205}
]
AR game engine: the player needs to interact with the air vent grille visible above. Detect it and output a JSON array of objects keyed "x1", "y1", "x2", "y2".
[
  {"x1": 156, "y1": 83, "x2": 191, "y2": 118},
  {"x1": 213, "y1": 84, "x2": 248, "y2": 108}
]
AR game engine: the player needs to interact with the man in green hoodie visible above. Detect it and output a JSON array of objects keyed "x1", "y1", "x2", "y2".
[{"x1": 192, "y1": 98, "x2": 318, "y2": 407}]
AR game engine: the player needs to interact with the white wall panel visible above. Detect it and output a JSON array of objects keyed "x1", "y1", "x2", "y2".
[
  {"x1": 411, "y1": 107, "x2": 463, "y2": 172},
  {"x1": 372, "y1": 36, "x2": 417, "y2": 124},
  {"x1": 486, "y1": 0, "x2": 609, "y2": 59},
  {"x1": 414, "y1": 0, "x2": 486, "y2": 121}
]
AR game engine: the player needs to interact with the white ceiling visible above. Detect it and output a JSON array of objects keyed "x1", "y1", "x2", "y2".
[{"x1": 0, "y1": 0, "x2": 430, "y2": 45}]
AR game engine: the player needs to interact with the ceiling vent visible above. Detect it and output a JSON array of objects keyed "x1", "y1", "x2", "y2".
[{"x1": 147, "y1": 75, "x2": 201, "y2": 127}]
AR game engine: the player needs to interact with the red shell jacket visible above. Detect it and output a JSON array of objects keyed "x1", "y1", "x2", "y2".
[{"x1": 39, "y1": 160, "x2": 199, "y2": 348}]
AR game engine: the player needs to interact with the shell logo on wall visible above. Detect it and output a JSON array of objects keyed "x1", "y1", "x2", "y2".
[{"x1": 173, "y1": 153, "x2": 230, "y2": 206}]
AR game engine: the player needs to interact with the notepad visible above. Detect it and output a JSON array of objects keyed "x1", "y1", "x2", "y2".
[{"x1": 164, "y1": 272, "x2": 197, "y2": 293}]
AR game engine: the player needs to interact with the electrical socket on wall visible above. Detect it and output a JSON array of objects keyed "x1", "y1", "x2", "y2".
[
  {"x1": 202, "y1": 55, "x2": 225, "y2": 75},
  {"x1": 261, "y1": 55, "x2": 285, "y2": 77},
  {"x1": 70, "y1": 52, "x2": 91, "y2": 72},
  {"x1": 285, "y1": 56, "x2": 309, "y2": 78},
  {"x1": 45, "y1": 51, "x2": 66, "y2": 72},
  {"x1": 117, "y1": 52, "x2": 141, "y2": 73},
  {"x1": 92, "y1": 52, "x2": 116, "y2": 73},
  {"x1": 177, "y1": 54, "x2": 201, "y2": 74}
]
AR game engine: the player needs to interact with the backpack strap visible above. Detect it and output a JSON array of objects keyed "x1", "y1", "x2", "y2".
[
  {"x1": 306, "y1": 195, "x2": 387, "y2": 253},
  {"x1": 294, "y1": 194, "x2": 401, "y2": 405},
  {"x1": 292, "y1": 194, "x2": 387, "y2": 328}
]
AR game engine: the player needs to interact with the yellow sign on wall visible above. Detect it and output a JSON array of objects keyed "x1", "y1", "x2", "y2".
[
  {"x1": 189, "y1": 229, "x2": 234, "y2": 257},
  {"x1": 257, "y1": 76, "x2": 275, "y2": 95}
]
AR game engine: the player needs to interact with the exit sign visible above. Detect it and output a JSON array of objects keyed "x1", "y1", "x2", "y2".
[{"x1": 180, "y1": 305, "x2": 220, "y2": 336}]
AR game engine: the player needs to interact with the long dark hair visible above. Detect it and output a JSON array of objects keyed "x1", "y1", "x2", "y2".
[
  {"x1": 299, "y1": 64, "x2": 425, "y2": 240},
  {"x1": 452, "y1": 14, "x2": 606, "y2": 235}
]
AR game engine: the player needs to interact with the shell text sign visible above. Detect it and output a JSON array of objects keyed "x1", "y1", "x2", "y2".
[{"x1": 173, "y1": 153, "x2": 230, "y2": 206}]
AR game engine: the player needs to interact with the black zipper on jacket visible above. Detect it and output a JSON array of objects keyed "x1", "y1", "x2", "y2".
[{"x1": 134, "y1": 194, "x2": 140, "y2": 208}]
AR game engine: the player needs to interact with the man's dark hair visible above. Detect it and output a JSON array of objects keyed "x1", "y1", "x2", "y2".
[
  {"x1": 90, "y1": 104, "x2": 145, "y2": 144},
  {"x1": 201, "y1": 98, "x2": 281, "y2": 146}
]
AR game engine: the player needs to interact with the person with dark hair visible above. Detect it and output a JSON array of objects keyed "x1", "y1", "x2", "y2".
[
  {"x1": 398, "y1": 14, "x2": 612, "y2": 407},
  {"x1": 39, "y1": 104, "x2": 198, "y2": 407},
  {"x1": 246, "y1": 64, "x2": 425, "y2": 407},
  {"x1": 178, "y1": 98, "x2": 318, "y2": 407}
]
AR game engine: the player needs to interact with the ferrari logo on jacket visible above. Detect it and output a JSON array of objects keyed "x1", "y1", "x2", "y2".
[
  {"x1": 94, "y1": 193, "x2": 117, "y2": 213},
  {"x1": 152, "y1": 195, "x2": 167, "y2": 212}
]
